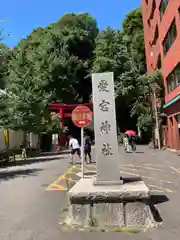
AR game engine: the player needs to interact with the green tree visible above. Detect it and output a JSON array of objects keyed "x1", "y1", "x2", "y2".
[
  {"x1": 92, "y1": 27, "x2": 137, "y2": 130},
  {"x1": 21, "y1": 13, "x2": 98, "y2": 104},
  {"x1": 121, "y1": 7, "x2": 164, "y2": 134},
  {"x1": 0, "y1": 43, "x2": 10, "y2": 89},
  {"x1": 131, "y1": 69, "x2": 163, "y2": 132},
  {"x1": 122, "y1": 7, "x2": 146, "y2": 74},
  {"x1": 0, "y1": 37, "x2": 58, "y2": 133},
  {"x1": 92, "y1": 9, "x2": 149, "y2": 132},
  {"x1": 54, "y1": 13, "x2": 98, "y2": 103},
  {"x1": 2, "y1": 13, "x2": 98, "y2": 133}
]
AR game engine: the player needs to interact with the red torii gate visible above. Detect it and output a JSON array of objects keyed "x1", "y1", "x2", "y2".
[{"x1": 49, "y1": 102, "x2": 93, "y2": 146}]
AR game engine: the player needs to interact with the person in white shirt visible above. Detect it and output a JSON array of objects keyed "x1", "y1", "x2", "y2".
[{"x1": 68, "y1": 135, "x2": 81, "y2": 164}]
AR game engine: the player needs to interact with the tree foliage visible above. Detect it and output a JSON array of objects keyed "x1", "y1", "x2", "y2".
[
  {"x1": 0, "y1": 10, "x2": 164, "y2": 138},
  {"x1": 122, "y1": 7, "x2": 164, "y2": 132},
  {"x1": 92, "y1": 27, "x2": 138, "y2": 130},
  {"x1": 0, "y1": 13, "x2": 98, "y2": 133},
  {"x1": 131, "y1": 69, "x2": 163, "y2": 132},
  {"x1": 0, "y1": 43, "x2": 10, "y2": 88},
  {"x1": 122, "y1": 7, "x2": 146, "y2": 74}
]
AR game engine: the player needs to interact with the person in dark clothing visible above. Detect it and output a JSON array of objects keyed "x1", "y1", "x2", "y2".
[
  {"x1": 128, "y1": 135, "x2": 137, "y2": 152},
  {"x1": 84, "y1": 133, "x2": 92, "y2": 163}
]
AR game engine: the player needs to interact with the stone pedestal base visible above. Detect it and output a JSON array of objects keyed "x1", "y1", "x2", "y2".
[
  {"x1": 63, "y1": 178, "x2": 157, "y2": 229},
  {"x1": 68, "y1": 178, "x2": 149, "y2": 203}
]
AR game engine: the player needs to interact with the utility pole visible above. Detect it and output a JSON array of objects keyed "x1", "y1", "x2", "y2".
[
  {"x1": 150, "y1": 51, "x2": 161, "y2": 150},
  {"x1": 153, "y1": 87, "x2": 161, "y2": 150}
]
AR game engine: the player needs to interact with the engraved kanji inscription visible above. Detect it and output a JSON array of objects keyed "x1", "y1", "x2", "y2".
[
  {"x1": 101, "y1": 143, "x2": 113, "y2": 156},
  {"x1": 99, "y1": 100, "x2": 110, "y2": 112},
  {"x1": 98, "y1": 80, "x2": 109, "y2": 92},
  {"x1": 100, "y1": 120, "x2": 111, "y2": 135}
]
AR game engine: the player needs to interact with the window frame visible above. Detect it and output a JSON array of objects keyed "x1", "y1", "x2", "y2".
[
  {"x1": 178, "y1": 6, "x2": 180, "y2": 18},
  {"x1": 148, "y1": 0, "x2": 156, "y2": 23},
  {"x1": 159, "y1": 0, "x2": 168, "y2": 20},
  {"x1": 162, "y1": 19, "x2": 177, "y2": 56},
  {"x1": 166, "y1": 63, "x2": 180, "y2": 93},
  {"x1": 152, "y1": 25, "x2": 159, "y2": 45}
]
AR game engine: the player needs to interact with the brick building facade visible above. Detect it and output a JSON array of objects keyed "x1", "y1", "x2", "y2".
[{"x1": 142, "y1": 0, "x2": 180, "y2": 150}]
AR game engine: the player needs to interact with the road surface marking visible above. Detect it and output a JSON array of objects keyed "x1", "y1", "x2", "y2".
[
  {"x1": 120, "y1": 164, "x2": 134, "y2": 167},
  {"x1": 160, "y1": 179, "x2": 173, "y2": 184},
  {"x1": 84, "y1": 165, "x2": 96, "y2": 169},
  {"x1": 46, "y1": 184, "x2": 65, "y2": 191},
  {"x1": 120, "y1": 171, "x2": 155, "y2": 180},
  {"x1": 121, "y1": 167, "x2": 138, "y2": 172},
  {"x1": 149, "y1": 189, "x2": 165, "y2": 193},
  {"x1": 137, "y1": 166, "x2": 166, "y2": 172},
  {"x1": 148, "y1": 184, "x2": 175, "y2": 193},
  {"x1": 46, "y1": 166, "x2": 74, "y2": 191},
  {"x1": 120, "y1": 171, "x2": 153, "y2": 181},
  {"x1": 141, "y1": 175, "x2": 154, "y2": 180},
  {"x1": 46, "y1": 174, "x2": 65, "y2": 190},
  {"x1": 120, "y1": 171, "x2": 140, "y2": 177},
  {"x1": 168, "y1": 165, "x2": 180, "y2": 174},
  {"x1": 120, "y1": 171, "x2": 174, "y2": 185},
  {"x1": 143, "y1": 163, "x2": 166, "y2": 168}
]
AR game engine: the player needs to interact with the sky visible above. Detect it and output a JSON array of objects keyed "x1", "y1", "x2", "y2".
[{"x1": 1, "y1": 0, "x2": 141, "y2": 47}]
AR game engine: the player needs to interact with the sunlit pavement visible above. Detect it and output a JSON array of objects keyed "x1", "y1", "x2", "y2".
[
  {"x1": 1, "y1": 146, "x2": 180, "y2": 239},
  {"x1": 46, "y1": 146, "x2": 180, "y2": 194}
]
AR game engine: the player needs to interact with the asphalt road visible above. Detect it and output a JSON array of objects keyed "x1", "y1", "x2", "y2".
[
  {"x1": 0, "y1": 153, "x2": 70, "y2": 240},
  {"x1": 1, "y1": 146, "x2": 180, "y2": 239}
]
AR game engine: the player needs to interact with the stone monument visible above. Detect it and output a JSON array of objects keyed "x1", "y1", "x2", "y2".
[
  {"x1": 62, "y1": 72, "x2": 158, "y2": 231},
  {"x1": 92, "y1": 72, "x2": 120, "y2": 184}
]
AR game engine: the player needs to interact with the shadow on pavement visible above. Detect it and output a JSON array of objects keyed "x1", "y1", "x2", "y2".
[
  {"x1": 122, "y1": 176, "x2": 142, "y2": 183},
  {"x1": 40, "y1": 150, "x2": 70, "y2": 156},
  {"x1": 0, "y1": 168, "x2": 43, "y2": 181},
  {"x1": 6, "y1": 155, "x2": 66, "y2": 168},
  {"x1": 148, "y1": 195, "x2": 169, "y2": 223},
  {"x1": 149, "y1": 194, "x2": 169, "y2": 205}
]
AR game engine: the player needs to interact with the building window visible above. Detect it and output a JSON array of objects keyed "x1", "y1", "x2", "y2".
[
  {"x1": 159, "y1": 0, "x2": 168, "y2": 19},
  {"x1": 177, "y1": 115, "x2": 180, "y2": 128},
  {"x1": 166, "y1": 63, "x2": 180, "y2": 93},
  {"x1": 157, "y1": 54, "x2": 161, "y2": 69},
  {"x1": 152, "y1": 25, "x2": 159, "y2": 45},
  {"x1": 149, "y1": 0, "x2": 156, "y2": 21},
  {"x1": 162, "y1": 19, "x2": 177, "y2": 55}
]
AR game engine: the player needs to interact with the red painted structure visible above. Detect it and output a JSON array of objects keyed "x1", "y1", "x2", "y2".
[
  {"x1": 49, "y1": 102, "x2": 93, "y2": 146},
  {"x1": 142, "y1": 0, "x2": 180, "y2": 150}
]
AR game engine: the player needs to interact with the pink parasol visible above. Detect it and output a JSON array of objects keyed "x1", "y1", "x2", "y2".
[{"x1": 124, "y1": 130, "x2": 136, "y2": 135}]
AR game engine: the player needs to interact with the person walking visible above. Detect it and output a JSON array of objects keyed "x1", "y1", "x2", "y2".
[
  {"x1": 129, "y1": 135, "x2": 137, "y2": 153},
  {"x1": 123, "y1": 134, "x2": 129, "y2": 152},
  {"x1": 84, "y1": 132, "x2": 92, "y2": 163},
  {"x1": 124, "y1": 130, "x2": 137, "y2": 153},
  {"x1": 68, "y1": 135, "x2": 81, "y2": 164}
]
